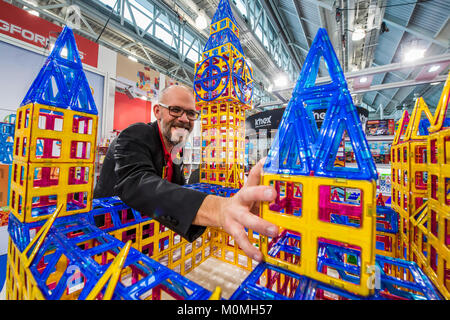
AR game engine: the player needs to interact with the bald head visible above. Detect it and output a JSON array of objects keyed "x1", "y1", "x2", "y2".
[{"x1": 159, "y1": 85, "x2": 195, "y2": 106}]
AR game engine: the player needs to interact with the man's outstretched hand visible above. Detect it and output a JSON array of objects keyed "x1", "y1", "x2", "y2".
[{"x1": 194, "y1": 158, "x2": 279, "y2": 262}]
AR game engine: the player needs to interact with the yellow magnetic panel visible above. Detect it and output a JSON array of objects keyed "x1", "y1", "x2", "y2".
[
  {"x1": 375, "y1": 231, "x2": 398, "y2": 258},
  {"x1": 409, "y1": 141, "x2": 429, "y2": 193},
  {"x1": 13, "y1": 105, "x2": 32, "y2": 162},
  {"x1": 392, "y1": 110, "x2": 410, "y2": 146},
  {"x1": 209, "y1": 18, "x2": 239, "y2": 37},
  {"x1": 194, "y1": 55, "x2": 231, "y2": 103},
  {"x1": 111, "y1": 224, "x2": 141, "y2": 251},
  {"x1": 409, "y1": 202, "x2": 429, "y2": 266},
  {"x1": 6, "y1": 240, "x2": 45, "y2": 300},
  {"x1": 207, "y1": 228, "x2": 255, "y2": 270},
  {"x1": 440, "y1": 129, "x2": 450, "y2": 173},
  {"x1": 425, "y1": 201, "x2": 450, "y2": 299},
  {"x1": 404, "y1": 97, "x2": 434, "y2": 141},
  {"x1": 139, "y1": 220, "x2": 158, "y2": 252},
  {"x1": 260, "y1": 173, "x2": 376, "y2": 296},
  {"x1": 191, "y1": 233, "x2": 211, "y2": 269},
  {"x1": 428, "y1": 72, "x2": 450, "y2": 134},
  {"x1": 13, "y1": 103, "x2": 97, "y2": 164},
  {"x1": 203, "y1": 45, "x2": 242, "y2": 65},
  {"x1": 9, "y1": 160, "x2": 94, "y2": 223}
]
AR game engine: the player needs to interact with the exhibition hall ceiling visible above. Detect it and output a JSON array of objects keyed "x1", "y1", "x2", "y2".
[{"x1": 10, "y1": 0, "x2": 450, "y2": 117}]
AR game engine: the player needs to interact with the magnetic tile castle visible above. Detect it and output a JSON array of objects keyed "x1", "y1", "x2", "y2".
[
  {"x1": 4, "y1": 0, "x2": 445, "y2": 300},
  {"x1": 390, "y1": 73, "x2": 450, "y2": 299}
]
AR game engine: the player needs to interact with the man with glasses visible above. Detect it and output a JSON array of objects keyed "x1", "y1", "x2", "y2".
[{"x1": 94, "y1": 85, "x2": 279, "y2": 262}]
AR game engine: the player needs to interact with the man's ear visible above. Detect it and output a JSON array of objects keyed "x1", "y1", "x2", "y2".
[{"x1": 153, "y1": 103, "x2": 161, "y2": 120}]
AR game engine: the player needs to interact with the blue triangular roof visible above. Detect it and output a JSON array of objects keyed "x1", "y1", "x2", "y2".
[
  {"x1": 21, "y1": 26, "x2": 98, "y2": 115},
  {"x1": 203, "y1": 0, "x2": 244, "y2": 56},
  {"x1": 264, "y1": 28, "x2": 377, "y2": 180},
  {"x1": 211, "y1": 0, "x2": 238, "y2": 25}
]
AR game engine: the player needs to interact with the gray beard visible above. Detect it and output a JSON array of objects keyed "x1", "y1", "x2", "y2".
[{"x1": 160, "y1": 119, "x2": 190, "y2": 146}]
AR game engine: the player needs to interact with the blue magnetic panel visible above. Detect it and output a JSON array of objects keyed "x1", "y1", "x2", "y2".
[
  {"x1": 0, "y1": 122, "x2": 14, "y2": 164},
  {"x1": 20, "y1": 26, "x2": 98, "y2": 115},
  {"x1": 211, "y1": 0, "x2": 238, "y2": 25},
  {"x1": 263, "y1": 28, "x2": 377, "y2": 180}
]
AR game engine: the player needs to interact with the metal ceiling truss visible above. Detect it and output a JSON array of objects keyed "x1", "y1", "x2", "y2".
[
  {"x1": 265, "y1": 52, "x2": 450, "y2": 108},
  {"x1": 12, "y1": 0, "x2": 449, "y2": 116},
  {"x1": 13, "y1": 0, "x2": 210, "y2": 85},
  {"x1": 232, "y1": 0, "x2": 300, "y2": 81},
  {"x1": 267, "y1": 0, "x2": 449, "y2": 116},
  {"x1": 365, "y1": 0, "x2": 449, "y2": 115}
]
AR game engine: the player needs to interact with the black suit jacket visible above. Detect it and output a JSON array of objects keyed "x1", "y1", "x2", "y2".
[{"x1": 94, "y1": 121, "x2": 207, "y2": 242}]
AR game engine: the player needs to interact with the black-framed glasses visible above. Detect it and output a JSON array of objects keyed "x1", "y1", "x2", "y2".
[{"x1": 159, "y1": 103, "x2": 199, "y2": 120}]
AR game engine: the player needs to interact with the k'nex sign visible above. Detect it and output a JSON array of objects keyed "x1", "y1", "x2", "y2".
[
  {"x1": 247, "y1": 109, "x2": 285, "y2": 130},
  {"x1": 0, "y1": 1, "x2": 98, "y2": 68},
  {"x1": 254, "y1": 115, "x2": 272, "y2": 128}
]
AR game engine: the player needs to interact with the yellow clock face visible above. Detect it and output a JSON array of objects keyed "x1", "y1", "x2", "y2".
[
  {"x1": 194, "y1": 56, "x2": 230, "y2": 102},
  {"x1": 232, "y1": 57, "x2": 253, "y2": 104}
]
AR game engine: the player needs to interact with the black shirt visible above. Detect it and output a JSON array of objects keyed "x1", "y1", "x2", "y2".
[{"x1": 94, "y1": 121, "x2": 207, "y2": 242}]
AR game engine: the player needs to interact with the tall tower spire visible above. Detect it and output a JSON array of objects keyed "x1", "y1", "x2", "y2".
[{"x1": 194, "y1": 0, "x2": 253, "y2": 188}]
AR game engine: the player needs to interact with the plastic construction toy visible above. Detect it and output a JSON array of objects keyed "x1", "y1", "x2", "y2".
[
  {"x1": 88, "y1": 197, "x2": 216, "y2": 276},
  {"x1": 0, "y1": 121, "x2": 15, "y2": 164},
  {"x1": 183, "y1": 183, "x2": 239, "y2": 198},
  {"x1": 391, "y1": 98, "x2": 433, "y2": 213},
  {"x1": 375, "y1": 204, "x2": 399, "y2": 258},
  {"x1": 9, "y1": 26, "x2": 98, "y2": 224},
  {"x1": 4, "y1": 20, "x2": 444, "y2": 301},
  {"x1": 389, "y1": 72, "x2": 450, "y2": 299},
  {"x1": 194, "y1": 0, "x2": 252, "y2": 189},
  {"x1": 6, "y1": 208, "x2": 212, "y2": 300},
  {"x1": 231, "y1": 241, "x2": 441, "y2": 300},
  {"x1": 260, "y1": 28, "x2": 377, "y2": 297},
  {"x1": 263, "y1": 29, "x2": 376, "y2": 180},
  {"x1": 252, "y1": 229, "x2": 440, "y2": 300},
  {"x1": 419, "y1": 72, "x2": 450, "y2": 299},
  {"x1": 6, "y1": 194, "x2": 250, "y2": 299}
]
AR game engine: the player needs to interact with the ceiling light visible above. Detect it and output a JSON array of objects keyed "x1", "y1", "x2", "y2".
[
  {"x1": 430, "y1": 82, "x2": 441, "y2": 85},
  {"x1": 403, "y1": 48, "x2": 425, "y2": 62},
  {"x1": 428, "y1": 65, "x2": 440, "y2": 73},
  {"x1": 274, "y1": 75, "x2": 288, "y2": 88},
  {"x1": 128, "y1": 55, "x2": 138, "y2": 62},
  {"x1": 267, "y1": 84, "x2": 273, "y2": 93},
  {"x1": 352, "y1": 27, "x2": 366, "y2": 41},
  {"x1": 195, "y1": 14, "x2": 208, "y2": 30},
  {"x1": 359, "y1": 76, "x2": 368, "y2": 83}
]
